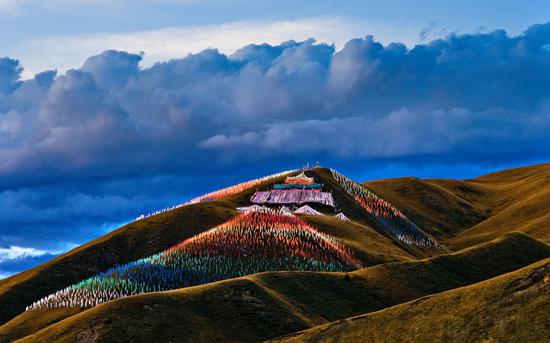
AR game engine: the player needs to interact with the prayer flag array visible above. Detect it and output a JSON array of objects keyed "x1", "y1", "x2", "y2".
[
  {"x1": 27, "y1": 211, "x2": 360, "y2": 310},
  {"x1": 331, "y1": 169, "x2": 439, "y2": 248},
  {"x1": 136, "y1": 169, "x2": 298, "y2": 221}
]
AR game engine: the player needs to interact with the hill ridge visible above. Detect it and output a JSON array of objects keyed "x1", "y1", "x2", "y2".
[
  {"x1": 271, "y1": 257, "x2": 550, "y2": 343},
  {"x1": 364, "y1": 163, "x2": 550, "y2": 247}
]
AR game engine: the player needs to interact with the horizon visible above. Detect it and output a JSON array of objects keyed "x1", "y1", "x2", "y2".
[{"x1": 1, "y1": 1, "x2": 550, "y2": 279}]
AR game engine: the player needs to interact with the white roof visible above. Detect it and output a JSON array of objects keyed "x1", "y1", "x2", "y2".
[
  {"x1": 237, "y1": 205, "x2": 280, "y2": 214},
  {"x1": 334, "y1": 212, "x2": 350, "y2": 221},
  {"x1": 293, "y1": 205, "x2": 323, "y2": 215},
  {"x1": 278, "y1": 206, "x2": 293, "y2": 215},
  {"x1": 236, "y1": 204, "x2": 263, "y2": 212},
  {"x1": 285, "y1": 172, "x2": 314, "y2": 182}
]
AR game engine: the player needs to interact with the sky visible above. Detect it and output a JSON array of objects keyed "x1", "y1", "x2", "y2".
[{"x1": 1, "y1": 1, "x2": 549, "y2": 279}]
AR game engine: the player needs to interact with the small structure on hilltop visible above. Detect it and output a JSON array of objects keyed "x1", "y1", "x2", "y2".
[
  {"x1": 334, "y1": 212, "x2": 350, "y2": 221},
  {"x1": 284, "y1": 172, "x2": 315, "y2": 184},
  {"x1": 278, "y1": 206, "x2": 293, "y2": 215},
  {"x1": 250, "y1": 171, "x2": 335, "y2": 207},
  {"x1": 237, "y1": 204, "x2": 263, "y2": 212},
  {"x1": 293, "y1": 205, "x2": 323, "y2": 215}
]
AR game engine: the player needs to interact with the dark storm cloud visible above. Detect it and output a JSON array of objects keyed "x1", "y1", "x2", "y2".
[
  {"x1": 0, "y1": 23, "x2": 549, "y2": 276},
  {"x1": 0, "y1": 57, "x2": 23, "y2": 94},
  {"x1": 3, "y1": 25, "x2": 550, "y2": 184}
]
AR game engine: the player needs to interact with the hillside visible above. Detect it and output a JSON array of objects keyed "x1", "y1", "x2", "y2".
[
  {"x1": 26, "y1": 210, "x2": 363, "y2": 310},
  {"x1": 273, "y1": 257, "x2": 550, "y2": 343},
  {"x1": 0, "y1": 171, "x2": 296, "y2": 325},
  {"x1": 365, "y1": 163, "x2": 550, "y2": 247},
  {"x1": 0, "y1": 200, "x2": 237, "y2": 326},
  {"x1": 0, "y1": 168, "x2": 422, "y2": 326},
  {"x1": 5, "y1": 232, "x2": 549, "y2": 343},
  {"x1": 1, "y1": 163, "x2": 549, "y2": 341}
]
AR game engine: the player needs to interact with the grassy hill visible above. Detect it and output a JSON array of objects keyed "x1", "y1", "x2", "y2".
[
  {"x1": 298, "y1": 214, "x2": 413, "y2": 264},
  {"x1": 452, "y1": 163, "x2": 550, "y2": 248},
  {"x1": 5, "y1": 232, "x2": 549, "y2": 343},
  {"x1": 2, "y1": 163, "x2": 549, "y2": 341},
  {"x1": 365, "y1": 163, "x2": 550, "y2": 247},
  {"x1": 0, "y1": 168, "x2": 418, "y2": 327},
  {"x1": 273, "y1": 257, "x2": 550, "y2": 343},
  {"x1": 0, "y1": 200, "x2": 237, "y2": 327}
]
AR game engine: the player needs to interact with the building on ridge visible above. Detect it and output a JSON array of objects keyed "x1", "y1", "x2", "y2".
[{"x1": 250, "y1": 171, "x2": 335, "y2": 207}]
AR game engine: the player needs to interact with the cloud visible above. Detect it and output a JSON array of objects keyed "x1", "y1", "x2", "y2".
[
  {"x1": 0, "y1": 245, "x2": 61, "y2": 279},
  {"x1": 0, "y1": 0, "x2": 202, "y2": 12},
  {"x1": 0, "y1": 57, "x2": 23, "y2": 93},
  {"x1": 0, "y1": 25, "x2": 549, "y2": 184},
  {"x1": 9, "y1": 16, "x2": 422, "y2": 79},
  {"x1": 1, "y1": 22, "x2": 550, "y2": 275},
  {"x1": 199, "y1": 106, "x2": 550, "y2": 161},
  {"x1": 0, "y1": 246, "x2": 52, "y2": 262}
]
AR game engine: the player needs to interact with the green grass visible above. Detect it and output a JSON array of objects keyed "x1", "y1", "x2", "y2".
[
  {"x1": 273, "y1": 257, "x2": 550, "y2": 343},
  {"x1": 7, "y1": 232, "x2": 549, "y2": 343}
]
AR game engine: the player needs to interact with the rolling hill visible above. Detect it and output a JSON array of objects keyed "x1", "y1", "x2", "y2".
[
  {"x1": 365, "y1": 163, "x2": 550, "y2": 247},
  {"x1": 0, "y1": 163, "x2": 549, "y2": 342},
  {"x1": 3, "y1": 232, "x2": 549, "y2": 342},
  {"x1": 0, "y1": 200, "x2": 238, "y2": 327},
  {"x1": 0, "y1": 167, "x2": 432, "y2": 327},
  {"x1": 272, "y1": 257, "x2": 550, "y2": 343}
]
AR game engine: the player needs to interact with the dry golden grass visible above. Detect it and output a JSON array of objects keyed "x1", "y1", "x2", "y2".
[
  {"x1": 2, "y1": 163, "x2": 549, "y2": 341},
  {"x1": 0, "y1": 200, "x2": 238, "y2": 326},
  {"x1": 273, "y1": 257, "x2": 550, "y2": 343},
  {"x1": 0, "y1": 172, "x2": 308, "y2": 326},
  {"x1": 7, "y1": 232, "x2": 548, "y2": 343},
  {"x1": 365, "y1": 163, "x2": 550, "y2": 248},
  {"x1": 0, "y1": 168, "x2": 417, "y2": 331}
]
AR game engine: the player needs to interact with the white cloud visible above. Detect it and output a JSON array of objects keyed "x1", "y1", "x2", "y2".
[
  {"x1": 0, "y1": 0, "x2": 185, "y2": 10},
  {"x1": 0, "y1": 0, "x2": 17, "y2": 8},
  {"x1": 10, "y1": 16, "x2": 423, "y2": 79},
  {"x1": 0, "y1": 246, "x2": 53, "y2": 262},
  {"x1": 0, "y1": 272, "x2": 14, "y2": 279},
  {"x1": 0, "y1": 0, "x2": 101, "y2": 11},
  {"x1": 1, "y1": 0, "x2": 202, "y2": 6}
]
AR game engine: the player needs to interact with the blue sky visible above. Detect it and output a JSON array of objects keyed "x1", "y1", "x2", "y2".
[
  {"x1": 0, "y1": 1, "x2": 549, "y2": 279},
  {"x1": 2, "y1": 0, "x2": 550, "y2": 77}
]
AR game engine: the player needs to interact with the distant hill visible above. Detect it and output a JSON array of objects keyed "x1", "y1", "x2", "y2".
[
  {"x1": 272, "y1": 257, "x2": 550, "y2": 343},
  {"x1": 4, "y1": 232, "x2": 548, "y2": 342},
  {"x1": 365, "y1": 163, "x2": 550, "y2": 247}
]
